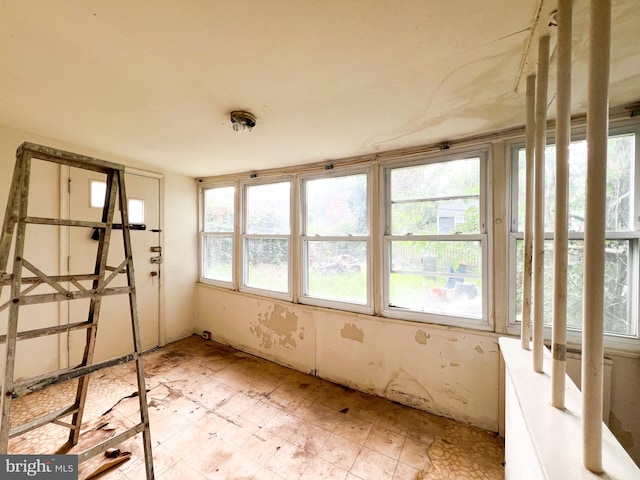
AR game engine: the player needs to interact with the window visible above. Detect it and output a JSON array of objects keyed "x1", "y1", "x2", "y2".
[
  {"x1": 128, "y1": 198, "x2": 145, "y2": 224},
  {"x1": 242, "y1": 181, "x2": 291, "y2": 296},
  {"x1": 383, "y1": 153, "x2": 488, "y2": 328},
  {"x1": 509, "y1": 129, "x2": 639, "y2": 340},
  {"x1": 201, "y1": 185, "x2": 235, "y2": 284},
  {"x1": 91, "y1": 180, "x2": 145, "y2": 224},
  {"x1": 301, "y1": 171, "x2": 370, "y2": 311},
  {"x1": 90, "y1": 180, "x2": 107, "y2": 208}
]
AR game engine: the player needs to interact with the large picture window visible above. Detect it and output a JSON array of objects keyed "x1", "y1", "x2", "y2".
[
  {"x1": 509, "y1": 130, "x2": 639, "y2": 340},
  {"x1": 383, "y1": 154, "x2": 488, "y2": 328},
  {"x1": 301, "y1": 172, "x2": 370, "y2": 311}
]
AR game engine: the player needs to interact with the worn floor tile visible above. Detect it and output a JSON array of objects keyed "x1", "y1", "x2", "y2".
[
  {"x1": 7, "y1": 335, "x2": 504, "y2": 480},
  {"x1": 350, "y1": 446, "x2": 398, "y2": 480}
]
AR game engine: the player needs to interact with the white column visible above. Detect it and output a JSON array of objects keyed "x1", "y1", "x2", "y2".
[
  {"x1": 533, "y1": 35, "x2": 550, "y2": 373},
  {"x1": 522, "y1": 74, "x2": 536, "y2": 350},
  {"x1": 582, "y1": 0, "x2": 611, "y2": 472},
  {"x1": 552, "y1": 0, "x2": 572, "y2": 409}
]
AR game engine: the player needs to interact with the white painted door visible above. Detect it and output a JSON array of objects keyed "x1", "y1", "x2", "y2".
[{"x1": 66, "y1": 167, "x2": 161, "y2": 365}]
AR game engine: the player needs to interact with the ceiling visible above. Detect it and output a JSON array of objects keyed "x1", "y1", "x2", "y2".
[{"x1": 1, "y1": 1, "x2": 638, "y2": 177}]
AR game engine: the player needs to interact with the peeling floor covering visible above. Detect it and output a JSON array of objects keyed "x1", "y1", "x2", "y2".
[{"x1": 8, "y1": 335, "x2": 504, "y2": 479}]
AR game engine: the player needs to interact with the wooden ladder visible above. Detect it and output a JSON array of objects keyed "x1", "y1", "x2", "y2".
[{"x1": 0, "y1": 142, "x2": 154, "y2": 479}]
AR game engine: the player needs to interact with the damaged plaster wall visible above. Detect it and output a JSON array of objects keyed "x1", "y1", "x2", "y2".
[
  {"x1": 314, "y1": 310, "x2": 499, "y2": 431},
  {"x1": 195, "y1": 284, "x2": 500, "y2": 431},
  {"x1": 196, "y1": 285, "x2": 315, "y2": 374}
]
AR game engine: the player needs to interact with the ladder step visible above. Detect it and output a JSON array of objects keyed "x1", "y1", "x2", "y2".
[
  {"x1": 16, "y1": 286, "x2": 133, "y2": 306},
  {"x1": 0, "y1": 321, "x2": 93, "y2": 344},
  {"x1": 78, "y1": 422, "x2": 146, "y2": 463},
  {"x1": 23, "y1": 217, "x2": 108, "y2": 228},
  {"x1": 12, "y1": 353, "x2": 136, "y2": 398},
  {"x1": 0, "y1": 273, "x2": 99, "y2": 287},
  {"x1": 9, "y1": 405, "x2": 79, "y2": 439}
]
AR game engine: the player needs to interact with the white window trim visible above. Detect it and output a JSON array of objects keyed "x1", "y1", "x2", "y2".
[
  {"x1": 239, "y1": 177, "x2": 293, "y2": 301},
  {"x1": 506, "y1": 122, "x2": 640, "y2": 352},
  {"x1": 298, "y1": 166, "x2": 374, "y2": 315},
  {"x1": 381, "y1": 147, "x2": 492, "y2": 330},
  {"x1": 198, "y1": 182, "x2": 236, "y2": 288}
]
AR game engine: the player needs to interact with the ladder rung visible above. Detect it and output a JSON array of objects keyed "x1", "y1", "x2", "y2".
[
  {"x1": 78, "y1": 422, "x2": 146, "y2": 463},
  {"x1": 9, "y1": 405, "x2": 79, "y2": 438},
  {"x1": 0, "y1": 321, "x2": 93, "y2": 344},
  {"x1": 12, "y1": 353, "x2": 136, "y2": 398},
  {"x1": 17, "y1": 286, "x2": 133, "y2": 306},
  {"x1": 0, "y1": 273, "x2": 99, "y2": 287},
  {"x1": 23, "y1": 217, "x2": 108, "y2": 229}
]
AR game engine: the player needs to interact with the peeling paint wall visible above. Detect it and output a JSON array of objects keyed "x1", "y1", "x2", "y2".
[
  {"x1": 196, "y1": 287, "x2": 315, "y2": 374},
  {"x1": 196, "y1": 285, "x2": 500, "y2": 431},
  {"x1": 195, "y1": 284, "x2": 640, "y2": 464},
  {"x1": 250, "y1": 304, "x2": 302, "y2": 350}
]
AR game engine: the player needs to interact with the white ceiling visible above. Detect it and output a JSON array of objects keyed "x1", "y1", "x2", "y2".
[{"x1": 1, "y1": 1, "x2": 638, "y2": 177}]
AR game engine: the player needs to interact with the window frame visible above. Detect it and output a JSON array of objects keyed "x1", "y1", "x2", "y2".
[
  {"x1": 298, "y1": 166, "x2": 373, "y2": 314},
  {"x1": 381, "y1": 147, "x2": 492, "y2": 331},
  {"x1": 199, "y1": 182, "x2": 237, "y2": 288},
  {"x1": 239, "y1": 177, "x2": 293, "y2": 301},
  {"x1": 507, "y1": 121, "x2": 640, "y2": 352}
]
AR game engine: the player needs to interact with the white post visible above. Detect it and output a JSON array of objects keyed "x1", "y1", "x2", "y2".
[
  {"x1": 533, "y1": 35, "x2": 550, "y2": 373},
  {"x1": 582, "y1": 0, "x2": 610, "y2": 472},
  {"x1": 522, "y1": 74, "x2": 536, "y2": 351},
  {"x1": 552, "y1": 0, "x2": 572, "y2": 409}
]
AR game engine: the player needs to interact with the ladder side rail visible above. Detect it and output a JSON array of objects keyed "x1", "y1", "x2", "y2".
[
  {"x1": 0, "y1": 153, "x2": 24, "y2": 273},
  {"x1": 0, "y1": 151, "x2": 32, "y2": 452},
  {"x1": 117, "y1": 170, "x2": 155, "y2": 480},
  {"x1": 68, "y1": 169, "x2": 119, "y2": 445}
]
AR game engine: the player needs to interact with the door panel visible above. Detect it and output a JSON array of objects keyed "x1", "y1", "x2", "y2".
[{"x1": 67, "y1": 168, "x2": 160, "y2": 365}]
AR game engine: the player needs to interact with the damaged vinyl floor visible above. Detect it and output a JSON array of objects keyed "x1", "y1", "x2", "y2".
[{"x1": 8, "y1": 335, "x2": 504, "y2": 479}]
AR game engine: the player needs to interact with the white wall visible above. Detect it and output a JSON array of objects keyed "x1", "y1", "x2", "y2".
[
  {"x1": 0, "y1": 124, "x2": 197, "y2": 381},
  {"x1": 162, "y1": 172, "x2": 198, "y2": 343},
  {"x1": 196, "y1": 285, "x2": 501, "y2": 431}
]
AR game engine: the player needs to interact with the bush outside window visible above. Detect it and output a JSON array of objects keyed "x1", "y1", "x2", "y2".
[
  {"x1": 201, "y1": 185, "x2": 235, "y2": 284},
  {"x1": 242, "y1": 181, "x2": 291, "y2": 295},
  {"x1": 510, "y1": 131, "x2": 638, "y2": 338}
]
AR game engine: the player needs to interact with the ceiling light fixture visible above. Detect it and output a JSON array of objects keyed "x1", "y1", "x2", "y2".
[{"x1": 230, "y1": 111, "x2": 256, "y2": 132}]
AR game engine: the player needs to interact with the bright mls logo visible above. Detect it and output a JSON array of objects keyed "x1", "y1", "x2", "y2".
[{"x1": 0, "y1": 455, "x2": 77, "y2": 479}]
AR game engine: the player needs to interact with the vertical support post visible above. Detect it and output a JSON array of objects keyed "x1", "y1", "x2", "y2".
[
  {"x1": 533, "y1": 35, "x2": 550, "y2": 373},
  {"x1": 522, "y1": 74, "x2": 536, "y2": 350},
  {"x1": 582, "y1": 0, "x2": 610, "y2": 472},
  {"x1": 552, "y1": 0, "x2": 572, "y2": 409}
]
